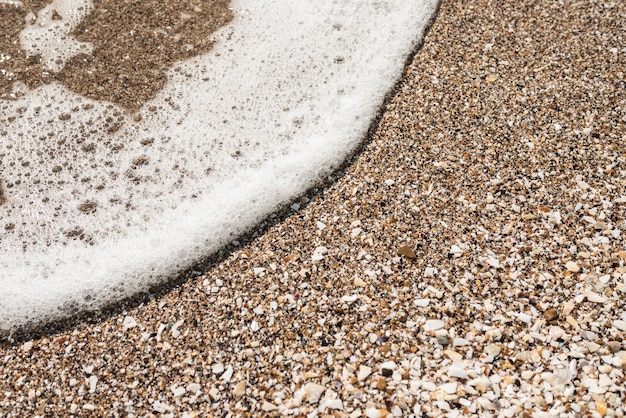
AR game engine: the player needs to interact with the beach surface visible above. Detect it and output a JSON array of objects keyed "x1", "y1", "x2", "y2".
[{"x1": 2, "y1": 0, "x2": 626, "y2": 416}]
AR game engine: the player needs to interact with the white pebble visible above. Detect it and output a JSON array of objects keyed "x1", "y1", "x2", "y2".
[
  {"x1": 518, "y1": 312, "x2": 532, "y2": 324},
  {"x1": 487, "y1": 257, "x2": 500, "y2": 268},
  {"x1": 565, "y1": 261, "x2": 580, "y2": 273},
  {"x1": 414, "y1": 298, "x2": 431, "y2": 307},
  {"x1": 448, "y1": 365, "x2": 469, "y2": 380},
  {"x1": 440, "y1": 382, "x2": 457, "y2": 394},
  {"x1": 212, "y1": 363, "x2": 225, "y2": 374},
  {"x1": 221, "y1": 365, "x2": 234, "y2": 382},
  {"x1": 380, "y1": 361, "x2": 397, "y2": 372},
  {"x1": 358, "y1": 365, "x2": 372, "y2": 381},
  {"x1": 186, "y1": 383, "x2": 201, "y2": 393},
  {"x1": 122, "y1": 316, "x2": 137, "y2": 330},
  {"x1": 424, "y1": 319, "x2": 445, "y2": 331},
  {"x1": 366, "y1": 408, "x2": 382, "y2": 418},
  {"x1": 172, "y1": 386, "x2": 186, "y2": 397},
  {"x1": 351, "y1": 227, "x2": 362, "y2": 237},
  {"x1": 341, "y1": 294, "x2": 359, "y2": 303},
  {"x1": 449, "y1": 245, "x2": 463, "y2": 257},
  {"x1": 612, "y1": 320, "x2": 626, "y2": 331},
  {"x1": 303, "y1": 383, "x2": 326, "y2": 403},
  {"x1": 312, "y1": 246, "x2": 328, "y2": 261},
  {"x1": 453, "y1": 338, "x2": 470, "y2": 346},
  {"x1": 262, "y1": 401, "x2": 278, "y2": 412},
  {"x1": 583, "y1": 290, "x2": 607, "y2": 303},
  {"x1": 87, "y1": 375, "x2": 98, "y2": 394},
  {"x1": 320, "y1": 398, "x2": 344, "y2": 411},
  {"x1": 421, "y1": 381, "x2": 437, "y2": 391}
]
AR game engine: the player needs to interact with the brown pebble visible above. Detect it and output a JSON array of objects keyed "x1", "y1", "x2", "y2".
[
  {"x1": 397, "y1": 244, "x2": 417, "y2": 259},
  {"x1": 607, "y1": 341, "x2": 622, "y2": 353},
  {"x1": 544, "y1": 309, "x2": 559, "y2": 322}
]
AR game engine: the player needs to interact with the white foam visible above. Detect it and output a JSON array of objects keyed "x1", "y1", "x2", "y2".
[
  {"x1": 0, "y1": 0, "x2": 439, "y2": 330},
  {"x1": 19, "y1": 0, "x2": 93, "y2": 72}
]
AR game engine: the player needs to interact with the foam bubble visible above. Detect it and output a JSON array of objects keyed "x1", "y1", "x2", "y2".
[
  {"x1": 20, "y1": 0, "x2": 94, "y2": 72},
  {"x1": 0, "y1": 0, "x2": 439, "y2": 330}
]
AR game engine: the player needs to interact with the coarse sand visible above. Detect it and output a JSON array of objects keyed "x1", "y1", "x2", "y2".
[
  {"x1": 0, "y1": 0, "x2": 232, "y2": 110},
  {"x1": 2, "y1": 0, "x2": 626, "y2": 416}
]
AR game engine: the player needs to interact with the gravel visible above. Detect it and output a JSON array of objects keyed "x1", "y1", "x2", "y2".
[{"x1": 2, "y1": 0, "x2": 626, "y2": 416}]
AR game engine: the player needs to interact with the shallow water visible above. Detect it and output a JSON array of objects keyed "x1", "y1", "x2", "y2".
[{"x1": 0, "y1": 0, "x2": 439, "y2": 330}]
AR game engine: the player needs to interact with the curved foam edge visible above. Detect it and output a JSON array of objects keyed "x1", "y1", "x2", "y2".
[{"x1": 0, "y1": 0, "x2": 440, "y2": 331}]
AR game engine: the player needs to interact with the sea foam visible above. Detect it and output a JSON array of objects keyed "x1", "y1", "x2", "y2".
[{"x1": 0, "y1": 0, "x2": 439, "y2": 330}]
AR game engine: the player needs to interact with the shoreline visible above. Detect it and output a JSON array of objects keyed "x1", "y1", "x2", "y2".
[{"x1": 2, "y1": 0, "x2": 626, "y2": 416}]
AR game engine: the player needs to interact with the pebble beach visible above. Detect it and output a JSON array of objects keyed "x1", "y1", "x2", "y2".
[{"x1": 2, "y1": 0, "x2": 626, "y2": 416}]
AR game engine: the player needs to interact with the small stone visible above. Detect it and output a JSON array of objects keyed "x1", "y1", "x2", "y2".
[
  {"x1": 221, "y1": 365, "x2": 233, "y2": 382},
  {"x1": 379, "y1": 361, "x2": 396, "y2": 377},
  {"x1": 484, "y1": 344, "x2": 501, "y2": 358},
  {"x1": 187, "y1": 383, "x2": 201, "y2": 393},
  {"x1": 607, "y1": 341, "x2": 623, "y2": 353},
  {"x1": 596, "y1": 400, "x2": 607, "y2": 417},
  {"x1": 373, "y1": 376, "x2": 387, "y2": 390},
  {"x1": 444, "y1": 350, "x2": 463, "y2": 362},
  {"x1": 448, "y1": 365, "x2": 469, "y2": 380},
  {"x1": 436, "y1": 333, "x2": 450, "y2": 346},
  {"x1": 152, "y1": 401, "x2": 173, "y2": 413},
  {"x1": 358, "y1": 365, "x2": 372, "y2": 381},
  {"x1": 421, "y1": 381, "x2": 437, "y2": 391},
  {"x1": 172, "y1": 386, "x2": 186, "y2": 397},
  {"x1": 612, "y1": 320, "x2": 626, "y2": 331},
  {"x1": 208, "y1": 387, "x2": 220, "y2": 401},
  {"x1": 517, "y1": 312, "x2": 532, "y2": 324},
  {"x1": 312, "y1": 246, "x2": 328, "y2": 261},
  {"x1": 365, "y1": 408, "x2": 384, "y2": 418},
  {"x1": 486, "y1": 257, "x2": 500, "y2": 268},
  {"x1": 262, "y1": 401, "x2": 278, "y2": 412},
  {"x1": 453, "y1": 338, "x2": 470, "y2": 347},
  {"x1": 320, "y1": 398, "x2": 344, "y2": 411},
  {"x1": 424, "y1": 319, "x2": 445, "y2": 331},
  {"x1": 449, "y1": 245, "x2": 463, "y2": 257},
  {"x1": 303, "y1": 383, "x2": 326, "y2": 403},
  {"x1": 562, "y1": 301, "x2": 575, "y2": 316},
  {"x1": 341, "y1": 294, "x2": 359, "y2": 303},
  {"x1": 584, "y1": 290, "x2": 607, "y2": 303},
  {"x1": 233, "y1": 381, "x2": 246, "y2": 398},
  {"x1": 211, "y1": 363, "x2": 225, "y2": 375},
  {"x1": 586, "y1": 341, "x2": 601, "y2": 353},
  {"x1": 22, "y1": 341, "x2": 34, "y2": 352},
  {"x1": 544, "y1": 309, "x2": 559, "y2": 321},
  {"x1": 87, "y1": 375, "x2": 98, "y2": 394},
  {"x1": 354, "y1": 277, "x2": 367, "y2": 287},
  {"x1": 565, "y1": 261, "x2": 580, "y2": 273},
  {"x1": 414, "y1": 298, "x2": 431, "y2": 307},
  {"x1": 122, "y1": 316, "x2": 137, "y2": 330},
  {"x1": 594, "y1": 221, "x2": 608, "y2": 231},
  {"x1": 397, "y1": 245, "x2": 417, "y2": 259},
  {"x1": 440, "y1": 382, "x2": 457, "y2": 394},
  {"x1": 351, "y1": 227, "x2": 362, "y2": 237}
]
